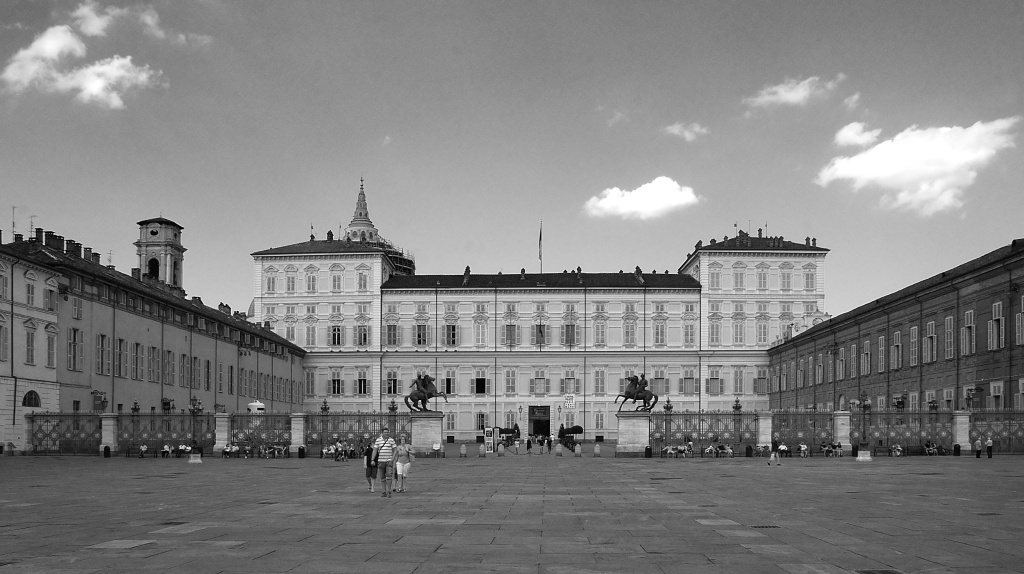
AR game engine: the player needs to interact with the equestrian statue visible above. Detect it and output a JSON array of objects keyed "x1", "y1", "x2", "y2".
[
  {"x1": 404, "y1": 374, "x2": 448, "y2": 412},
  {"x1": 614, "y1": 374, "x2": 659, "y2": 412}
]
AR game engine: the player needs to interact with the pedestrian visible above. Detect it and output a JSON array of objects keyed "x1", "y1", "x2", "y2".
[
  {"x1": 526, "y1": 436, "x2": 533, "y2": 455},
  {"x1": 768, "y1": 438, "x2": 781, "y2": 466},
  {"x1": 986, "y1": 437, "x2": 993, "y2": 458},
  {"x1": 974, "y1": 437, "x2": 982, "y2": 459},
  {"x1": 372, "y1": 427, "x2": 397, "y2": 498},
  {"x1": 514, "y1": 438, "x2": 520, "y2": 455},
  {"x1": 395, "y1": 435, "x2": 414, "y2": 493},
  {"x1": 363, "y1": 443, "x2": 376, "y2": 492}
]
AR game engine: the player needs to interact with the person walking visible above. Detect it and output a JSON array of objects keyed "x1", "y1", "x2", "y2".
[
  {"x1": 394, "y1": 435, "x2": 414, "y2": 493},
  {"x1": 526, "y1": 436, "x2": 533, "y2": 455},
  {"x1": 986, "y1": 437, "x2": 993, "y2": 458},
  {"x1": 768, "y1": 438, "x2": 781, "y2": 466},
  {"x1": 514, "y1": 438, "x2": 520, "y2": 455},
  {"x1": 363, "y1": 443, "x2": 376, "y2": 492},
  {"x1": 974, "y1": 437, "x2": 982, "y2": 458},
  {"x1": 372, "y1": 427, "x2": 397, "y2": 498}
]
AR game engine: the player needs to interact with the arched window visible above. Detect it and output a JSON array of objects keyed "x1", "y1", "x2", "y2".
[{"x1": 22, "y1": 390, "x2": 41, "y2": 407}]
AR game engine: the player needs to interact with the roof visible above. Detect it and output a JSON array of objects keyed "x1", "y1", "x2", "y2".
[
  {"x1": 1, "y1": 239, "x2": 304, "y2": 356},
  {"x1": 678, "y1": 232, "x2": 829, "y2": 273},
  {"x1": 780, "y1": 237, "x2": 1024, "y2": 344},
  {"x1": 137, "y1": 217, "x2": 183, "y2": 229},
  {"x1": 251, "y1": 238, "x2": 386, "y2": 257},
  {"x1": 383, "y1": 269, "x2": 701, "y2": 290}
]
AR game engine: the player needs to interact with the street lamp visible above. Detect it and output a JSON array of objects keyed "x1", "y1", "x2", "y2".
[
  {"x1": 518, "y1": 405, "x2": 523, "y2": 420},
  {"x1": 319, "y1": 399, "x2": 329, "y2": 457},
  {"x1": 188, "y1": 396, "x2": 203, "y2": 451},
  {"x1": 663, "y1": 397, "x2": 673, "y2": 413},
  {"x1": 858, "y1": 393, "x2": 871, "y2": 449},
  {"x1": 557, "y1": 405, "x2": 562, "y2": 419}
]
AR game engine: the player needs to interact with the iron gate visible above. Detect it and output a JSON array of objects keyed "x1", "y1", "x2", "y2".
[
  {"x1": 772, "y1": 412, "x2": 834, "y2": 454},
  {"x1": 650, "y1": 412, "x2": 758, "y2": 457},
  {"x1": 969, "y1": 410, "x2": 1024, "y2": 454},
  {"x1": 850, "y1": 410, "x2": 954, "y2": 449},
  {"x1": 304, "y1": 412, "x2": 411, "y2": 455},
  {"x1": 230, "y1": 413, "x2": 292, "y2": 455},
  {"x1": 117, "y1": 413, "x2": 215, "y2": 455},
  {"x1": 28, "y1": 413, "x2": 102, "y2": 455}
]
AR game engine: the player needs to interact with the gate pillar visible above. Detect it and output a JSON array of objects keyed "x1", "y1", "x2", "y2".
[
  {"x1": 290, "y1": 413, "x2": 305, "y2": 456},
  {"x1": 757, "y1": 413, "x2": 773, "y2": 446},
  {"x1": 615, "y1": 411, "x2": 651, "y2": 457},
  {"x1": 952, "y1": 411, "x2": 971, "y2": 448},
  {"x1": 100, "y1": 413, "x2": 118, "y2": 457},
  {"x1": 410, "y1": 411, "x2": 443, "y2": 453},
  {"x1": 833, "y1": 411, "x2": 852, "y2": 456},
  {"x1": 214, "y1": 413, "x2": 231, "y2": 452}
]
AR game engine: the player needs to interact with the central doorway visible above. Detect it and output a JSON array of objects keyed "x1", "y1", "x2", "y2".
[{"x1": 528, "y1": 406, "x2": 551, "y2": 437}]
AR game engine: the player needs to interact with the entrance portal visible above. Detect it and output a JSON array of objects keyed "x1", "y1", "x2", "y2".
[{"x1": 528, "y1": 405, "x2": 551, "y2": 438}]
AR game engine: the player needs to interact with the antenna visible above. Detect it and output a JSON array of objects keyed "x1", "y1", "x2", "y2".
[
  {"x1": 107, "y1": 250, "x2": 114, "y2": 265},
  {"x1": 28, "y1": 214, "x2": 39, "y2": 230}
]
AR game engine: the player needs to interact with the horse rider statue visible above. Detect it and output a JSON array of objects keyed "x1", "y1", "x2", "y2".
[
  {"x1": 404, "y1": 374, "x2": 449, "y2": 412},
  {"x1": 614, "y1": 374, "x2": 659, "y2": 412}
]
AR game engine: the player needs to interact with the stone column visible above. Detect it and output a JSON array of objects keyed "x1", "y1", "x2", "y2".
[
  {"x1": 614, "y1": 411, "x2": 651, "y2": 458},
  {"x1": 100, "y1": 413, "x2": 118, "y2": 456},
  {"x1": 832, "y1": 411, "x2": 852, "y2": 456},
  {"x1": 952, "y1": 411, "x2": 971, "y2": 450},
  {"x1": 411, "y1": 411, "x2": 444, "y2": 455},
  {"x1": 757, "y1": 413, "x2": 773, "y2": 446},
  {"x1": 214, "y1": 413, "x2": 231, "y2": 453},
  {"x1": 290, "y1": 413, "x2": 305, "y2": 456}
]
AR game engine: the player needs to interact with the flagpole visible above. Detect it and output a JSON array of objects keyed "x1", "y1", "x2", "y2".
[{"x1": 539, "y1": 219, "x2": 543, "y2": 274}]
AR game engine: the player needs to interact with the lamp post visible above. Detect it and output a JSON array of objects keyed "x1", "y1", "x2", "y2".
[
  {"x1": 388, "y1": 398, "x2": 398, "y2": 441},
  {"x1": 663, "y1": 397, "x2": 673, "y2": 413},
  {"x1": 319, "y1": 399, "x2": 329, "y2": 457},
  {"x1": 732, "y1": 398, "x2": 742, "y2": 445},
  {"x1": 518, "y1": 405, "x2": 523, "y2": 420},
  {"x1": 188, "y1": 396, "x2": 203, "y2": 450},
  {"x1": 130, "y1": 399, "x2": 140, "y2": 454},
  {"x1": 859, "y1": 393, "x2": 871, "y2": 449}
]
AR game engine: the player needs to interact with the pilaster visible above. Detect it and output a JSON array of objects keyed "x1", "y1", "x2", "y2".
[
  {"x1": 614, "y1": 411, "x2": 651, "y2": 457},
  {"x1": 214, "y1": 413, "x2": 231, "y2": 452},
  {"x1": 290, "y1": 413, "x2": 305, "y2": 456},
  {"x1": 832, "y1": 411, "x2": 852, "y2": 455},
  {"x1": 952, "y1": 411, "x2": 971, "y2": 448},
  {"x1": 757, "y1": 413, "x2": 773, "y2": 446},
  {"x1": 100, "y1": 413, "x2": 118, "y2": 456}
]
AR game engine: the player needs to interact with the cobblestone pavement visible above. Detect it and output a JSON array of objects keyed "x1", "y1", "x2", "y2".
[{"x1": 1, "y1": 449, "x2": 1022, "y2": 573}]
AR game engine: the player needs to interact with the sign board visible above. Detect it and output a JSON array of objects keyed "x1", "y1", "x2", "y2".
[{"x1": 564, "y1": 394, "x2": 576, "y2": 410}]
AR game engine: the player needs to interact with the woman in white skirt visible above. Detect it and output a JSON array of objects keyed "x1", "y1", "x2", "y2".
[{"x1": 394, "y1": 435, "x2": 415, "y2": 493}]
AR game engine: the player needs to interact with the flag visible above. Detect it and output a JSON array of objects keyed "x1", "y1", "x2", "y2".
[{"x1": 538, "y1": 220, "x2": 542, "y2": 260}]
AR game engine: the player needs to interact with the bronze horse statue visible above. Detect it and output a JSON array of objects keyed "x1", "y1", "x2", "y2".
[
  {"x1": 614, "y1": 374, "x2": 659, "y2": 412},
  {"x1": 405, "y1": 374, "x2": 448, "y2": 412}
]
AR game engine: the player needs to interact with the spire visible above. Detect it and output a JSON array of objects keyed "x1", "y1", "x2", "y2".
[{"x1": 343, "y1": 177, "x2": 379, "y2": 242}]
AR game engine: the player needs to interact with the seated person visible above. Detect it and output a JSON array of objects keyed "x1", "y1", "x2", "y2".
[
  {"x1": 138, "y1": 444, "x2": 148, "y2": 458},
  {"x1": 798, "y1": 443, "x2": 809, "y2": 457},
  {"x1": 832, "y1": 441, "x2": 843, "y2": 456},
  {"x1": 890, "y1": 443, "x2": 903, "y2": 457},
  {"x1": 161, "y1": 444, "x2": 171, "y2": 458},
  {"x1": 778, "y1": 443, "x2": 790, "y2": 457}
]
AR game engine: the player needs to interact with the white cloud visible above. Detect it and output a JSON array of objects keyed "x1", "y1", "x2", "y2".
[
  {"x1": 816, "y1": 117, "x2": 1020, "y2": 216},
  {"x1": 1, "y1": 25, "x2": 86, "y2": 92},
  {"x1": 382, "y1": 135, "x2": 391, "y2": 146},
  {"x1": 72, "y1": 1, "x2": 129, "y2": 37},
  {"x1": 743, "y1": 73, "x2": 845, "y2": 109},
  {"x1": 663, "y1": 122, "x2": 709, "y2": 142},
  {"x1": 583, "y1": 176, "x2": 703, "y2": 220},
  {"x1": 607, "y1": 110, "x2": 628, "y2": 127},
  {"x1": 843, "y1": 92, "x2": 861, "y2": 110},
  {"x1": 1, "y1": 24, "x2": 159, "y2": 109},
  {"x1": 834, "y1": 122, "x2": 881, "y2": 147}
]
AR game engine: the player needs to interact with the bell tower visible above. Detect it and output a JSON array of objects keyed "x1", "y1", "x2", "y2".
[
  {"x1": 135, "y1": 217, "x2": 186, "y2": 287},
  {"x1": 342, "y1": 178, "x2": 380, "y2": 242}
]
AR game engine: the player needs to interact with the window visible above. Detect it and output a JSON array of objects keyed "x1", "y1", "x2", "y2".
[
  {"x1": 475, "y1": 303, "x2": 487, "y2": 314},
  {"x1": 46, "y1": 332, "x2": 57, "y2": 368},
  {"x1": 26, "y1": 283, "x2": 35, "y2": 307},
  {"x1": 594, "y1": 411, "x2": 605, "y2": 430},
  {"x1": 357, "y1": 369, "x2": 368, "y2": 395},
  {"x1": 44, "y1": 289, "x2": 57, "y2": 311},
  {"x1": 681, "y1": 323, "x2": 694, "y2": 345},
  {"x1": 332, "y1": 274, "x2": 342, "y2": 292},
  {"x1": 925, "y1": 321, "x2": 937, "y2": 363},
  {"x1": 218, "y1": 362, "x2": 223, "y2": 392},
  {"x1": 444, "y1": 324, "x2": 458, "y2": 347},
  {"x1": 988, "y1": 301, "x2": 1005, "y2": 350},
  {"x1": 503, "y1": 324, "x2": 519, "y2": 347},
  {"x1": 781, "y1": 271, "x2": 792, "y2": 290},
  {"x1": 961, "y1": 310, "x2": 976, "y2": 355},
  {"x1": 757, "y1": 269, "x2": 768, "y2": 290},
  {"x1": 709, "y1": 301, "x2": 721, "y2": 313},
  {"x1": 265, "y1": 305, "x2": 276, "y2": 316},
  {"x1": 474, "y1": 322, "x2": 486, "y2": 346},
  {"x1": 23, "y1": 328, "x2": 35, "y2": 364},
  {"x1": 532, "y1": 369, "x2": 547, "y2": 394},
  {"x1": 306, "y1": 273, "x2": 317, "y2": 292},
  {"x1": 165, "y1": 350, "x2": 175, "y2": 384},
  {"x1": 95, "y1": 334, "x2": 110, "y2": 375},
  {"x1": 878, "y1": 336, "x2": 886, "y2": 373},
  {"x1": 909, "y1": 326, "x2": 918, "y2": 366},
  {"x1": 71, "y1": 296, "x2": 83, "y2": 319},
  {"x1": 733, "y1": 321, "x2": 745, "y2": 345},
  {"x1": 305, "y1": 325, "x2": 317, "y2": 346},
  {"x1": 306, "y1": 305, "x2": 317, "y2": 315},
  {"x1": 653, "y1": 322, "x2": 665, "y2": 346},
  {"x1": 415, "y1": 324, "x2": 429, "y2": 346},
  {"x1": 533, "y1": 324, "x2": 546, "y2": 346},
  {"x1": 357, "y1": 303, "x2": 369, "y2": 315},
  {"x1": 755, "y1": 367, "x2": 768, "y2": 394},
  {"x1": 178, "y1": 353, "x2": 188, "y2": 387},
  {"x1": 286, "y1": 325, "x2": 295, "y2": 341},
  {"x1": 285, "y1": 275, "x2": 296, "y2": 292},
  {"x1": 594, "y1": 322, "x2": 606, "y2": 346},
  {"x1": 708, "y1": 268, "x2": 721, "y2": 289},
  {"x1": 113, "y1": 338, "x2": 127, "y2": 377},
  {"x1": 1017, "y1": 295, "x2": 1024, "y2": 345},
  {"x1": 285, "y1": 305, "x2": 296, "y2": 316},
  {"x1": 837, "y1": 347, "x2": 845, "y2": 380},
  {"x1": 147, "y1": 347, "x2": 160, "y2": 383},
  {"x1": 804, "y1": 270, "x2": 815, "y2": 290},
  {"x1": 733, "y1": 269, "x2": 745, "y2": 289},
  {"x1": 706, "y1": 368, "x2": 722, "y2": 394},
  {"x1": 756, "y1": 322, "x2": 768, "y2": 344},
  {"x1": 474, "y1": 368, "x2": 488, "y2": 394},
  {"x1": 733, "y1": 367, "x2": 745, "y2": 394},
  {"x1": 386, "y1": 370, "x2": 398, "y2": 395},
  {"x1": 623, "y1": 322, "x2": 636, "y2": 346},
  {"x1": 444, "y1": 368, "x2": 457, "y2": 395},
  {"x1": 331, "y1": 325, "x2": 344, "y2": 346},
  {"x1": 850, "y1": 344, "x2": 857, "y2": 378},
  {"x1": 357, "y1": 272, "x2": 368, "y2": 291},
  {"x1": 445, "y1": 412, "x2": 457, "y2": 431},
  {"x1": 0, "y1": 274, "x2": 7, "y2": 300},
  {"x1": 305, "y1": 370, "x2": 315, "y2": 395},
  {"x1": 356, "y1": 325, "x2": 370, "y2": 347},
  {"x1": 861, "y1": 341, "x2": 870, "y2": 376},
  {"x1": 563, "y1": 324, "x2": 578, "y2": 347},
  {"x1": 563, "y1": 369, "x2": 579, "y2": 394},
  {"x1": 709, "y1": 322, "x2": 721, "y2": 345},
  {"x1": 386, "y1": 324, "x2": 399, "y2": 346},
  {"x1": 945, "y1": 316, "x2": 954, "y2": 359}
]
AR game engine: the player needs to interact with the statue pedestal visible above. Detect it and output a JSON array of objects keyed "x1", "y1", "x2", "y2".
[
  {"x1": 615, "y1": 411, "x2": 651, "y2": 458},
  {"x1": 410, "y1": 411, "x2": 444, "y2": 454}
]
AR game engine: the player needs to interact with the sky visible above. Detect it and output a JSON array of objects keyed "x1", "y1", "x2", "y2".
[{"x1": 2, "y1": 1, "x2": 1022, "y2": 318}]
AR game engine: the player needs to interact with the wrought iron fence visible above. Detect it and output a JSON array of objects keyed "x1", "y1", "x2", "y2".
[
  {"x1": 650, "y1": 412, "x2": 758, "y2": 457},
  {"x1": 969, "y1": 410, "x2": 1024, "y2": 454},
  {"x1": 772, "y1": 412, "x2": 834, "y2": 454},
  {"x1": 304, "y1": 412, "x2": 411, "y2": 456},
  {"x1": 850, "y1": 410, "x2": 954, "y2": 449},
  {"x1": 117, "y1": 413, "x2": 215, "y2": 456},
  {"x1": 230, "y1": 413, "x2": 292, "y2": 456},
  {"x1": 28, "y1": 413, "x2": 102, "y2": 455}
]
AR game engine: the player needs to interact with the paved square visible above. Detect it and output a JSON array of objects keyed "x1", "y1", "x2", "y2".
[{"x1": 1, "y1": 451, "x2": 1022, "y2": 573}]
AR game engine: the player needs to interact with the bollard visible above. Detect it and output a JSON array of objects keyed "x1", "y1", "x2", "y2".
[
  {"x1": 479, "y1": 444, "x2": 486, "y2": 457},
  {"x1": 574, "y1": 445, "x2": 582, "y2": 457},
  {"x1": 497, "y1": 444, "x2": 504, "y2": 457},
  {"x1": 593, "y1": 443, "x2": 601, "y2": 457},
  {"x1": 459, "y1": 444, "x2": 467, "y2": 458},
  {"x1": 298, "y1": 446, "x2": 305, "y2": 459},
  {"x1": 555, "y1": 444, "x2": 563, "y2": 456}
]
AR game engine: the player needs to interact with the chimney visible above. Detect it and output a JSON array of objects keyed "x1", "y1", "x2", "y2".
[
  {"x1": 634, "y1": 266, "x2": 645, "y2": 285},
  {"x1": 520, "y1": 268, "x2": 526, "y2": 280},
  {"x1": 805, "y1": 236, "x2": 810, "y2": 246},
  {"x1": 462, "y1": 265, "x2": 470, "y2": 286},
  {"x1": 14, "y1": 233, "x2": 23, "y2": 243},
  {"x1": 106, "y1": 265, "x2": 115, "y2": 270},
  {"x1": 264, "y1": 321, "x2": 271, "y2": 328},
  {"x1": 35, "y1": 227, "x2": 43, "y2": 242},
  {"x1": 326, "y1": 230, "x2": 334, "y2": 241},
  {"x1": 192, "y1": 296, "x2": 203, "y2": 305},
  {"x1": 44, "y1": 231, "x2": 55, "y2": 247},
  {"x1": 91, "y1": 253, "x2": 101, "y2": 264},
  {"x1": 812, "y1": 237, "x2": 817, "y2": 247},
  {"x1": 83, "y1": 247, "x2": 92, "y2": 260},
  {"x1": 132, "y1": 268, "x2": 141, "y2": 280}
]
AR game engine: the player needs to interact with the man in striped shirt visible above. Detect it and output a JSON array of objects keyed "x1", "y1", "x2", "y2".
[{"x1": 372, "y1": 427, "x2": 397, "y2": 498}]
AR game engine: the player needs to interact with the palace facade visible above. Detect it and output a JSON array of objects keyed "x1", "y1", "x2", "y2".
[
  {"x1": 768, "y1": 238, "x2": 1024, "y2": 413},
  {"x1": 252, "y1": 182, "x2": 830, "y2": 441}
]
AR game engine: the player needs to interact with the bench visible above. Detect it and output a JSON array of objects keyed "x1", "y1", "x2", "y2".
[{"x1": 905, "y1": 445, "x2": 925, "y2": 456}]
